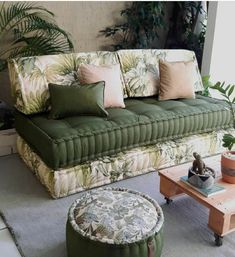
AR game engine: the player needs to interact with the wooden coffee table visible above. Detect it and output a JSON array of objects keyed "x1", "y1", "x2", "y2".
[{"x1": 158, "y1": 155, "x2": 235, "y2": 246}]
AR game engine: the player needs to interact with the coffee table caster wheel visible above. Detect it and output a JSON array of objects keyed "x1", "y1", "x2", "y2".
[
  {"x1": 165, "y1": 197, "x2": 173, "y2": 205},
  {"x1": 214, "y1": 233, "x2": 223, "y2": 246}
]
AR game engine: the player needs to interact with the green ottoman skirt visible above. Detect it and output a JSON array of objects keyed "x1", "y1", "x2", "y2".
[{"x1": 66, "y1": 188, "x2": 164, "y2": 257}]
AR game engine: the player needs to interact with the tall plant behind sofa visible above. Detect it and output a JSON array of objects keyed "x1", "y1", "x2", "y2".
[
  {"x1": 165, "y1": 2, "x2": 207, "y2": 68},
  {"x1": 0, "y1": 1, "x2": 74, "y2": 72},
  {"x1": 100, "y1": 2, "x2": 166, "y2": 49},
  {"x1": 100, "y1": 1, "x2": 207, "y2": 68}
]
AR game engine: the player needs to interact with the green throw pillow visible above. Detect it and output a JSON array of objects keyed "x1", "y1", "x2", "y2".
[{"x1": 48, "y1": 81, "x2": 108, "y2": 119}]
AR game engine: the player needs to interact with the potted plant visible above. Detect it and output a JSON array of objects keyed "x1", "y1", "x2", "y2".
[
  {"x1": 0, "y1": 2, "x2": 74, "y2": 156},
  {"x1": 211, "y1": 82, "x2": 235, "y2": 183}
]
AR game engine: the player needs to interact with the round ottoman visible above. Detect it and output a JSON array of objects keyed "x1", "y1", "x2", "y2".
[{"x1": 66, "y1": 187, "x2": 164, "y2": 257}]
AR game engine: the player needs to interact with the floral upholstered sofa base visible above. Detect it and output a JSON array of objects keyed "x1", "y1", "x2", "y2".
[{"x1": 17, "y1": 129, "x2": 234, "y2": 198}]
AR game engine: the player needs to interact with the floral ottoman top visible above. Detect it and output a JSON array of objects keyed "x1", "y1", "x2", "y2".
[{"x1": 68, "y1": 187, "x2": 164, "y2": 244}]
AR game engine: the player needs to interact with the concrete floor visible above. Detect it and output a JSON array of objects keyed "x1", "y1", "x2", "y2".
[{"x1": 0, "y1": 215, "x2": 21, "y2": 257}]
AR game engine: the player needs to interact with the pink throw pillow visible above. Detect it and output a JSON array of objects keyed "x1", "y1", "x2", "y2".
[
  {"x1": 79, "y1": 64, "x2": 125, "y2": 108},
  {"x1": 159, "y1": 60, "x2": 195, "y2": 100}
]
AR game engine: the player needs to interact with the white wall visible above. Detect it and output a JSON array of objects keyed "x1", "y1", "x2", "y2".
[{"x1": 202, "y1": 1, "x2": 235, "y2": 85}]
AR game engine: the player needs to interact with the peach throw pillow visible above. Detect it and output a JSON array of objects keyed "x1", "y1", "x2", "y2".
[
  {"x1": 79, "y1": 64, "x2": 125, "y2": 108},
  {"x1": 159, "y1": 60, "x2": 195, "y2": 100}
]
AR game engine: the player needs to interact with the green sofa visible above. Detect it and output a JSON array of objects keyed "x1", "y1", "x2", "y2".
[{"x1": 8, "y1": 49, "x2": 235, "y2": 198}]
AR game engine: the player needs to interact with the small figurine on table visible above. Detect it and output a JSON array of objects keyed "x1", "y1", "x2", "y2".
[{"x1": 188, "y1": 152, "x2": 215, "y2": 189}]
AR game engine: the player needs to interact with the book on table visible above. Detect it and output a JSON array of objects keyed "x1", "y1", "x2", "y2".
[{"x1": 180, "y1": 176, "x2": 225, "y2": 197}]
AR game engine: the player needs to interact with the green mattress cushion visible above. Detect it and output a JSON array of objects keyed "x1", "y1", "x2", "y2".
[{"x1": 15, "y1": 95, "x2": 233, "y2": 170}]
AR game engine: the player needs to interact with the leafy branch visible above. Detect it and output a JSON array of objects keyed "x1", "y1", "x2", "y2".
[
  {"x1": 201, "y1": 75, "x2": 212, "y2": 97},
  {"x1": 0, "y1": 1, "x2": 74, "y2": 72},
  {"x1": 100, "y1": 2, "x2": 166, "y2": 50},
  {"x1": 211, "y1": 82, "x2": 235, "y2": 150},
  {"x1": 165, "y1": 1, "x2": 207, "y2": 68}
]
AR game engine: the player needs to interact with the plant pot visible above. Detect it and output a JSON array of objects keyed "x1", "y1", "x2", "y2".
[
  {"x1": 221, "y1": 151, "x2": 235, "y2": 184},
  {"x1": 188, "y1": 168, "x2": 215, "y2": 189}
]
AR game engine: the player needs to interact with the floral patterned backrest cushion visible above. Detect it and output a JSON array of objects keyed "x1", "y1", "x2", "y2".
[
  {"x1": 8, "y1": 51, "x2": 127, "y2": 115},
  {"x1": 117, "y1": 49, "x2": 204, "y2": 97}
]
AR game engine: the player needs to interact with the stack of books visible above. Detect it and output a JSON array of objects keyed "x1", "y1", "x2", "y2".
[{"x1": 180, "y1": 176, "x2": 225, "y2": 197}]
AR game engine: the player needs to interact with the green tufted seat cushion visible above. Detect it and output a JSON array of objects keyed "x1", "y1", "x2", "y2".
[{"x1": 15, "y1": 95, "x2": 233, "y2": 170}]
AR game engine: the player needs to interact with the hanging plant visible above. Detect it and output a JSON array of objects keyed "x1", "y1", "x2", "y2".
[{"x1": 0, "y1": 2, "x2": 74, "y2": 72}]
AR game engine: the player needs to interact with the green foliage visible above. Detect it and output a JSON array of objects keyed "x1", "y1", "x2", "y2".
[
  {"x1": 100, "y1": 2, "x2": 166, "y2": 50},
  {"x1": 178, "y1": 2, "x2": 206, "y2": 40},
  {"x1": 0, "y1": 2, "x2": 74, "y2": 72},
  {"x1": 210, "y1": 82, "x2": 235, "y2": 104},
  {"x1": 100, "y1": 2, "x2": 207, "y2": 67},
  {"x1": 210, "y1": 81, "x2": 235, "y2": 150},
  {"x1": 222, "y1": 134, "x2": 235, "y2": 150},
  {"x1": 165, "y1": 2, "x2": 207, "y2": 68},
  {"x1": 201, "y1": 75, "x2": 212, "y2": 97}
]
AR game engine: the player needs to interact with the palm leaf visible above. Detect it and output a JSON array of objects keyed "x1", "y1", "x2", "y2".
[
  {"x1": 0, "y1": 2, "x2": 54, "y2": 36},
  {"x1": 0, "y1": 1, "x2": 74, "y2": 72},
  {"x1": 12, "y1": 15, "x2": 73, "y2": 50}
]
